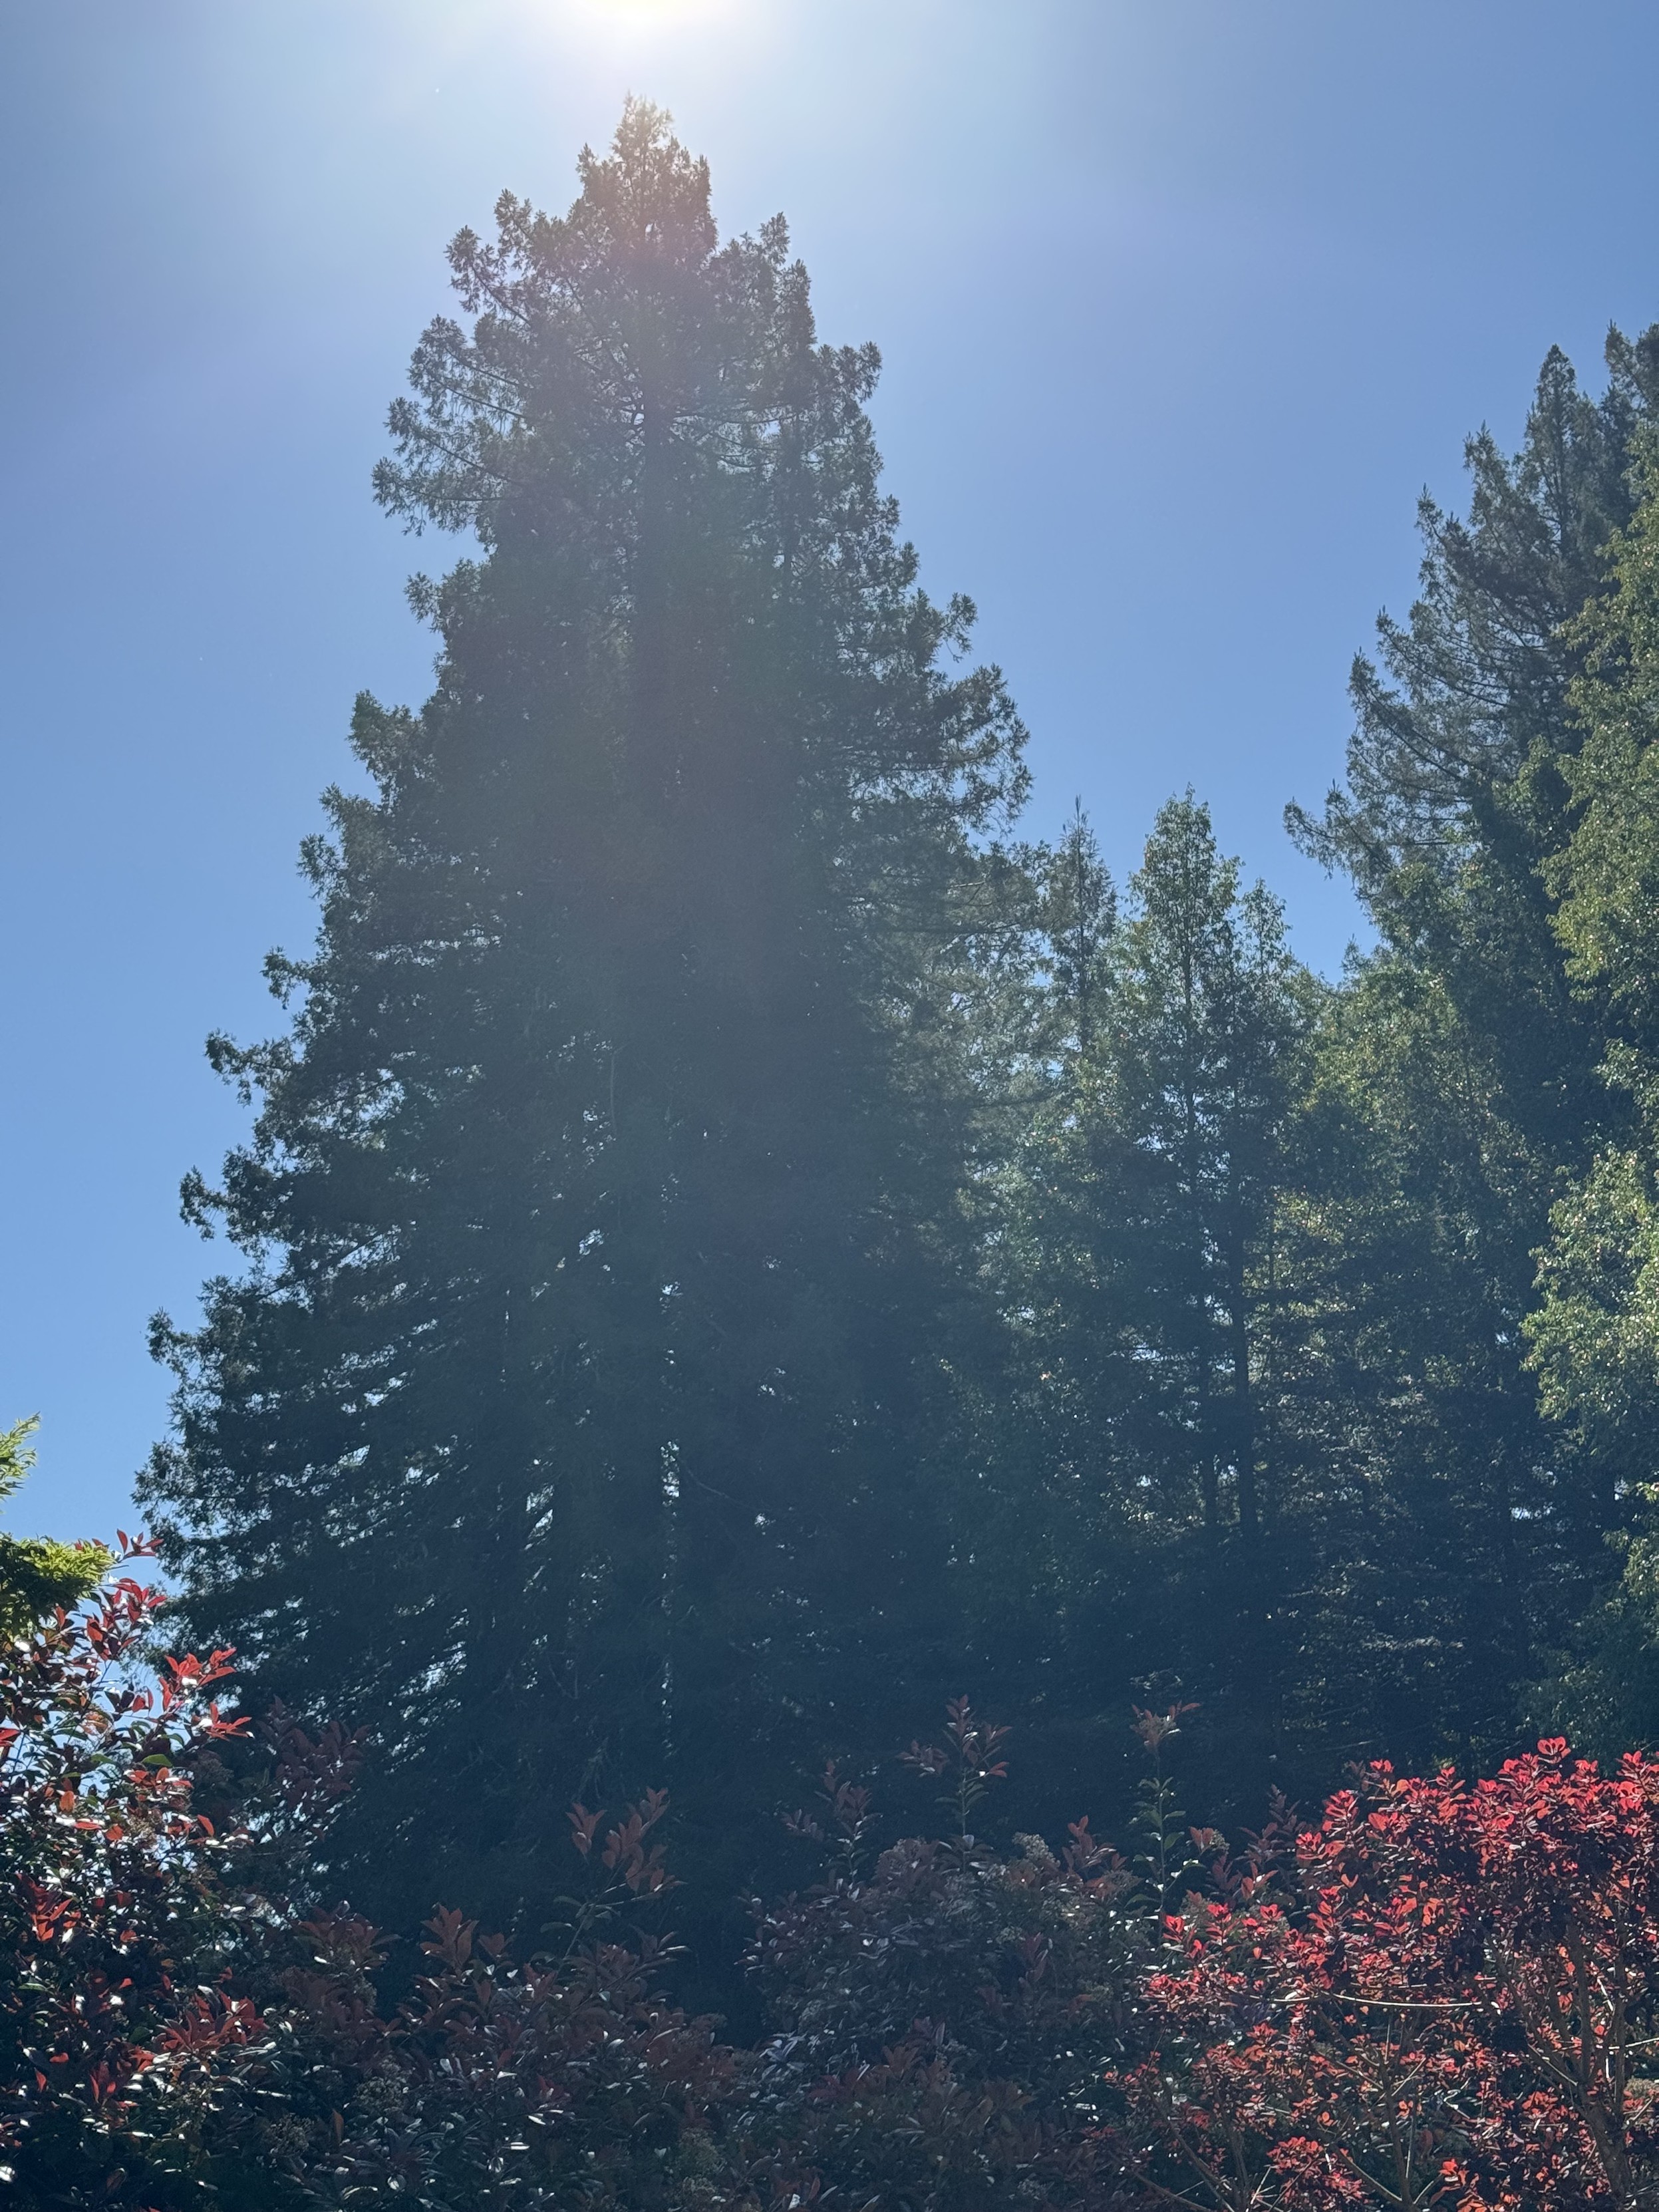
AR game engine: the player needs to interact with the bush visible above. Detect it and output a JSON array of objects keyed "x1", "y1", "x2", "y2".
[
  {"x1": 1105, "y1": 1742, "x2": 1659, "y2": 2210},
  {"x1": 11, "y1": 1567, "x2": 1659, "y2": 2212},
  {"x1": 0, "y1": 1553, "x2": 730, "y2": 2209},
  {"x1": 0, "y1": 1544, "x2": 302, "y2": 2206}
]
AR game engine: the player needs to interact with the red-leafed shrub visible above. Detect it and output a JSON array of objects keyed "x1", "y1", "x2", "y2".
[
  {"x1": 244, "y1": 1806, "x2": 738, "y2": 2210},
  {"x1": 0, "y1": 1557, "x2": 732, "y2": 2211},
  {"x1": 1106, "y1": 1742, "x2": 1659, "y2": 2211},
  {"x1": 736, "y1": 1700, "x2": 1141, "y2": 2211},
  {"x1": 0, "y1": 1542, "x2": 291, "y2": 2205}
]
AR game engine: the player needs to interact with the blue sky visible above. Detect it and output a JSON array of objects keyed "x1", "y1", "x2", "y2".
[{"x1": 5, "y1": 0, "x2": 1659, "y2": 1537}]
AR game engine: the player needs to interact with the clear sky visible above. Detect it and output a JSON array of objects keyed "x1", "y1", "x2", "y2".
[{"x1": 5, "y1": 0, "x2": 1659, "y2": 1540}]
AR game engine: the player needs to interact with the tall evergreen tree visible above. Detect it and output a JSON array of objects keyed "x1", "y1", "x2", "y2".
[
  {"x1": 1269, "y1": 952, "x2": 1565, "y2": 1772},
  {"x1": 970, "y1": 796, "x2": 1318, "y2": 1821},
  {"x1": 968, "y1": 333, "x2": 1659, "y2": 1810},
  {"x1": 142, "y1": 105, "x2": 1026, "y2": 1932},
  {"x1": 1272, "y1": 329, "x2": 1659, "y2": 1760},
  {"x1": 1520, "y1": 452, "x2": 1659, "y2": 1746}
]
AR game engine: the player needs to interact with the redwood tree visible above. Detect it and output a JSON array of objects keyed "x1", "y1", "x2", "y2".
[{"x1": 142, "y1": 102, "x2": 1027, "y2": 1937}]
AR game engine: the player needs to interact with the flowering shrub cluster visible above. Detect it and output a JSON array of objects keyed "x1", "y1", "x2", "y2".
[{"x1": 11, "y1": 1563, "x2": 1659, "y2": 2211}]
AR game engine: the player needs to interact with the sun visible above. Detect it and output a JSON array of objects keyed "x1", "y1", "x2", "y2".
[{"x1": 575, "y1": 0, "x2": 742, "y2": 19}]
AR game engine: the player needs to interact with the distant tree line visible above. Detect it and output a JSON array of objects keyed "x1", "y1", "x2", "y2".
[{"x1": 126, "y1": 103, "x2": 1659, "y2": 1982}]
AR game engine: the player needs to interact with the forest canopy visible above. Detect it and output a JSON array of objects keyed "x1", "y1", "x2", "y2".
[{"x1": 110, "y1": 101, "x2": 1659, "y2": 1993}]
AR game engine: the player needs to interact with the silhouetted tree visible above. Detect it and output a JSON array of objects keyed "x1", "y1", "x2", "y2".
[{"x1": 142, "y1": 103, "x2": 1026, "y2": 1938}]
